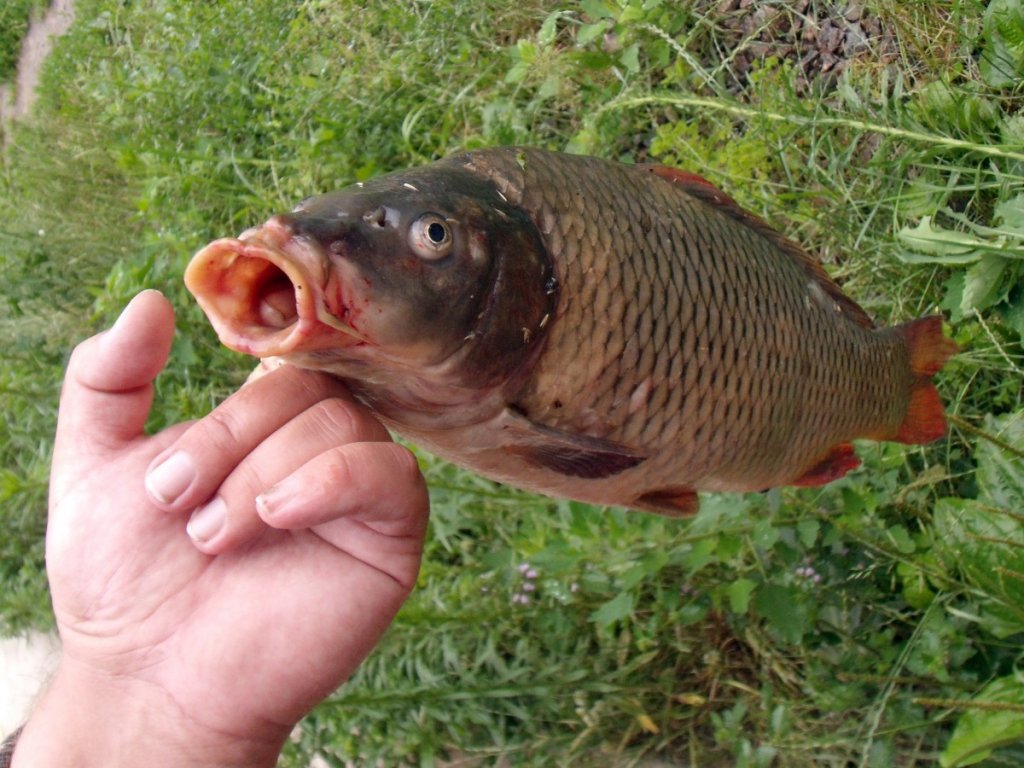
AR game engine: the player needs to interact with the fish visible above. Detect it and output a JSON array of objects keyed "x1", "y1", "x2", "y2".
[{"x1": 185, "y1": 147, "x2": 957, "y2": 515}]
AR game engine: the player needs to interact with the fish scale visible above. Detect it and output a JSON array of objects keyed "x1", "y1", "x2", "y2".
[
  {"x1": 187, "y1": 146, "x2": 957, "y2": 514},
  {"x1": 485, "y1": 149, "x2": 890, "y2": 488}
]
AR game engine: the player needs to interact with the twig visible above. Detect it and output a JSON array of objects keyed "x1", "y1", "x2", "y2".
[
  {"x1": 948, "y1": 414, "x2": 1024, "y2": 460},
  {"x1": 914, "y1": 697, "x2": 1024, "y2": 714}
]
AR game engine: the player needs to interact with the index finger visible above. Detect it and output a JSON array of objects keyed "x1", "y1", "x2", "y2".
[{"x1": 143, "y1": 365, "x2": 388, "y2": 511}]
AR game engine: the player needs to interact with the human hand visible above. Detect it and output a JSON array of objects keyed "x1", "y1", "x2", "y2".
[{"x1": 14, "y1": 290, "x2": 429, "y2": 767}]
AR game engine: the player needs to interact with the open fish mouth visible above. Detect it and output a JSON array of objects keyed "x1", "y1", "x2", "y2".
[{"x1": 185, "y1": 222, "x2": 366, "y2": 357}]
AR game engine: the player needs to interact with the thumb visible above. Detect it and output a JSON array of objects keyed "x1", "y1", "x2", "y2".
[{"x1": 54, "y1": 291, "x2": 176, "y2": 463}]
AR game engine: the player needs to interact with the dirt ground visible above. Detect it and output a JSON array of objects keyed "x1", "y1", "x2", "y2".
[{"x1": 0, "y1": 0, "x2": 74, "y2": 138}]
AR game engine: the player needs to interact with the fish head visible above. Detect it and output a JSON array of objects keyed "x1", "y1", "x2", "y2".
[{"x1": 186, "y1": 161, "x2": 556, "y2": 401}]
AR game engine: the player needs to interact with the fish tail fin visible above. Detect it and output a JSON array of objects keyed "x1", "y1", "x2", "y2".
[{"x1": 892, "y1": 316, "x2": 958, "y2": 444}]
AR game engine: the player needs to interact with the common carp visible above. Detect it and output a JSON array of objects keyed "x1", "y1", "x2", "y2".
[{"x1": 185, "y1": 147, "x2": 956, "y2": 515}]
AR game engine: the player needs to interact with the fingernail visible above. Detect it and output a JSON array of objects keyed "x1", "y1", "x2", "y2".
[
  {"x1": 187, "y1": 497, "x2": 226, "y2": 544},
  {"x1": 145, "y1": 452, "x2": 196, "y2": 505},
  {"x1": 255, "y1": 482, "x2": 289, "y2": 520},
  {"x1": 111, "y1": 290, "x2": 163, "y2": 333}
]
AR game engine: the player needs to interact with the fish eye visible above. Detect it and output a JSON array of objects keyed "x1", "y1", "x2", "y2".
[{"x1": 408, "y1": 214, "x2": 453, "y2": 260}]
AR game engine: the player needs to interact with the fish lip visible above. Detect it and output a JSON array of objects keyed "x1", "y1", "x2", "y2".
[{"x1": 184, "y1": 231, "x2": 366, "y2": 358}]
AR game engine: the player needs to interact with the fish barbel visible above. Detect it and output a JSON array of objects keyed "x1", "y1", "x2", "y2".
[{"x1": 185, "y1": 147, "x2": 957, "y2": 515}]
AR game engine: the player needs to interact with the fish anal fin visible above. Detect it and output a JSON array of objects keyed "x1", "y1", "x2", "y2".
[
  {"x1": 633, "y1": 487, "x2": 700, "y2": 517},
  {"x1": 647, "y1": 164, "x2": 875, "y2": 330},
  {"x1": 889, "y1": 316, "x2": 957, "y2": 445},
  {"x1": 791, "y1": 443, "x2": 861, "y2": 487}
]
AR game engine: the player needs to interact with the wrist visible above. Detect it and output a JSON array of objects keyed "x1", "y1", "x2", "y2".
[{"x1": 12, "y1": 659, "x2": 286, "y2": 768}]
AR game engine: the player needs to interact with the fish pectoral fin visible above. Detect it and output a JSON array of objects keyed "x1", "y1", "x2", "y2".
[
  {"x1": 790, "y1": 443, "x2": 860, "y2": 487},
  {"x1": 632, "y1": 487, "x2": 700, "y2": 517},
  {"x1": 498, "y1": 407, "x2": 644, "y2": 480},
  {"x1": 507, "y1": 442, "x2": 644, "y2": 479}
]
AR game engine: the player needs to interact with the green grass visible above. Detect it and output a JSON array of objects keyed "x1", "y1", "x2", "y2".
[{"x1": 2, "y1": 0, "x2": 1024, "y2": 765}]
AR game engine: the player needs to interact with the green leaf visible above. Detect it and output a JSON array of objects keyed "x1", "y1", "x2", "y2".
[
  {"x1": 886, "y1": 524, "x2": 917, "y2": 555},
  {"x1": 537, "y1": 73, "x2": 561, "y2": 100},
  {"x1": 716, "y1": 533, "x2": 742, "y2": 560},
  {"x1": 537, "y1": 10, "x2": 561, "y2": 48},
  {"x1": 962, "y1": 255, "x2": 1011, "y2": 315},
  {"x1": 515, "y1": 39, "x2": 537, "y2": 64},
  {"x1": 579, "y1": 0, "x2": 615, "y2": 19},
  {"x1": 941, "y1": 676, "x2": 1024, "y2": 767},
  {"x1": 940, "y1": 271, "x2": 967, "y2": 322},
  {"x1": 898, "y1": 561, "x2": 935, "y2": 609},
  {"x1": 934, "y1": 413, "x2": 1024, "y2": 637},
  {"x1": 576, "y1": 20, "x2": 609, "y2": 46},
  {"x1": 684, "y1": 538, "x2": 717, "y2": 574},
  {"x1": 1000, "y1": 295, "x2": 1024, "y2": 339},
  {"x1": 727, "y1": 578, "x2": 756, "y2": 614},
  {"x1": 976, "y1": 413, "x2": 1024, "y2": 508},
  {"x1": 620, "y1": 43, "x2": 640, "y2": 73},
  {"x1": 981, "y1": 0, "x2": 1024, "y2": 88},
  {"x1": 753, "y1": 584, "x2": 808, "y2": 644},
  {"x1": 995, "y1": 192, "x2": 1024, "y2": 230},
  {"x1": 796, "y1": 519, "x2": 819, "y2": 548},
  {"x1": 897, "y1": 217, "x2": 983, "y2": 264},
  {"x1": 504, "y1": 60, "x2": 531, "y2": 84},
  {"x1": 897, "y1": 217, "x2": 984, "y2": 265},
  {"x1": 589, "y1": 591, "x2": 635, "y2": 627},
  {"x1": 679, "y1": 601, "x2": 708, "y2": 626},
  {"x1": 752, "y1": 519, "x2": 780, "y2": 550},
  {"x1": 934, "y1": 498, "x2": 1024, "y2": 637}
]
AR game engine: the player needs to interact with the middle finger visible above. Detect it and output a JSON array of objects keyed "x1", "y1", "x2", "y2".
[
  {"x1": 144, "y1": 365, "x2": 385, "y2": 513},
  {"x1": 186, "y1": 391, "x2": 392, "y2": 552}
]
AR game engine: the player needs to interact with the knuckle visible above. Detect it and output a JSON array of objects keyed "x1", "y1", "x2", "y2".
[
  {"x1": 195, "y1": 406, "x2": 249, "y2": 454},
  {"x1": 65, "y1": 337, "x2": 100, "y2": 385},
  {"x1": 388, "y1": 444, "x2": 423, "y2": 483}
]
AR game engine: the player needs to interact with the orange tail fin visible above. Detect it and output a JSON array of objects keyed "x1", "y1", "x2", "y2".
[{"x1": 893, "y1": 316, "x2": 958, "y2": 444}]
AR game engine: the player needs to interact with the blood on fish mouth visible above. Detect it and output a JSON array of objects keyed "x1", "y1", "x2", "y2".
[{"x1": 185, "y1": 235, "x2": 365, "y2": 356}]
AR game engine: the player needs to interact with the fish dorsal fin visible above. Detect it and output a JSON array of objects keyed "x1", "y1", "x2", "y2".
[{"x1": 647, "y1": 165, "x2": 875, "y2": 330}]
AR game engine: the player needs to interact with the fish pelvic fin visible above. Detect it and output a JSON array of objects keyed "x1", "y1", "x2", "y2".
[
  {"x1": 791, "y1": 443, "x2": 861, "y2": 487},
  {"x1": 647, "y1": 164, "x2": 875, "y2": 330},
  {"x1": 633, "y1": 487, "x2": 700, "y2": 517},
  {"x1": 891, "y1": 316, "x2": 958, "y2": 444}
]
